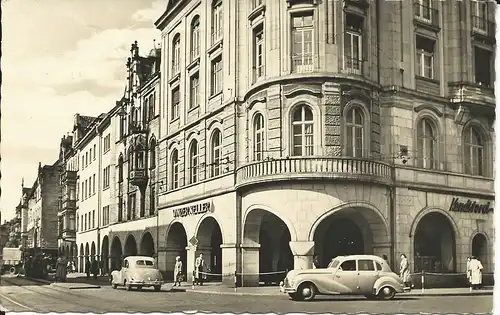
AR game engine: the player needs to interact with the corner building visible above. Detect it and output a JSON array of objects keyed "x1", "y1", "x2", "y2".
[{"x1": 149, "y1": 0, "x2": 495, "y2": 287}]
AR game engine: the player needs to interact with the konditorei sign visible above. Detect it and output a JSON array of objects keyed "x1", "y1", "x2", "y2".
[
  {"x1": 173, "y1": 201, "x2": 213, "y2": 218},
  {"x1": 449, "y1": 198, "x2": 493, "y2": 214}
]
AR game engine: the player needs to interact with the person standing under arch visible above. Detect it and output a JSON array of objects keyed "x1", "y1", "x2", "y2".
[
  {"x1": 468, "y1": 256, "x2": 483, "y2": 290},
  {"x1": 399, "y1": 254, "x2": 413, "y2": 289}
]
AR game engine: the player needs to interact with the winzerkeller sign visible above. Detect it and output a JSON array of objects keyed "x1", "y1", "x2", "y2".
[
  {"x1": 449, "y1": 198, "x2": 493, "y2": 214},
  {"x1": 173, "y1": 202, "x2": 212, "y2": 218}
]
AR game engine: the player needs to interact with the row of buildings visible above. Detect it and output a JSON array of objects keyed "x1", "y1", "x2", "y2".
[{"x1": 9, "y1": 0, "x2": 496, "y2": 286}]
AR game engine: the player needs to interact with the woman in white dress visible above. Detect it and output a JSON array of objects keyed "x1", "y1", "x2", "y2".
[{"x1": 173, "y1": 256, "x2": 183, "y2": 287}]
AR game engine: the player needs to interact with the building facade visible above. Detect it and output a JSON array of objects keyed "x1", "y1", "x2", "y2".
[
  {"x1": 65, "y1": 0, "x2": 495, "y2": 287},
  {"x1": 25, "y1": 163, "x2": 61, "y2": 252}
]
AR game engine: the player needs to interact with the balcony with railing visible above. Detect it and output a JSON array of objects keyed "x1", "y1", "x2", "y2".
[
  {"x1": 343, "y1": 55, "x2": 364, "y2": 76},
  {"x1": 129, "y1": 169, "x2": 148, "y2": 186},
  {"x1": 472, "y1": 16, "x2": 496, "y2": 42},
  {"x1": 413, "y1": 2, "x2": 440, "y2": 30},
  {"x1": 235, "y1": 157, "x2": 393, "y2": 189}
]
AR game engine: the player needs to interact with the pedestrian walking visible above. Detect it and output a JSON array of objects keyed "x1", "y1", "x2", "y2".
[
  {"x1": 173, "y1": 256, "x2": 183, "y2": 287},
  {"x1": 91, "y1": 258, "x2": 99, "y2": 280},
  {"x1": 399, "y1": 254, "x2": 413, "y2": 289},
  {"x1": 55, "y1": 254, "x2": 68, "y2": 282},
  {"x1": 468, "y1": 256, "x2": 483, "y2": 290},
  {"x1": 194, "y1": 253, "x2": 207, "y2": 286},
  {"x1": 85, "y1": 258, "x2": 91, "y2": 279},
  {"x1": 313, "y1": 255, "x2": 321, "y2": 269},
  {"x1": 466, "y1": 256, "x2": 472, "y2": 286}
]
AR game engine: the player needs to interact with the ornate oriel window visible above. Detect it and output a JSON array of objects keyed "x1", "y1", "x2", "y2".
[
  {"x1": 253, "y1": 113, "x2": 265, "y2": 161},
  {"x1": 211, "y1": 129, "x2": 223, "y2": 177},
  {"x1": 292, "y1": 105, "x2": 314, "y2": 156},
  {"x1": 464, "y1": 126, "x2": 485, "y2": 176},
  {"x1": 345, "y1": 107, "x2": 364, "y2": 157},
  {"x1": 417, "y1": 118, "x2": 437, "y2": 169},
  {"x1": 189, "y1": 140, "x2": 199, "y2": 184},
  {"x1": 171, "y1": 149, "x2": 179, "y2": 189}
]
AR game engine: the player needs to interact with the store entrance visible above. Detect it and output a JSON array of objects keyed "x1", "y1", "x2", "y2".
[{"x1": 318, "y1": 218, "x2": 364, "y2": 267}]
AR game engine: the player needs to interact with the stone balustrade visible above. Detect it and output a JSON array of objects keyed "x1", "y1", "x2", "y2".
[{"x1": 235, "y1": 157, "x2": 393, "y2": 188}]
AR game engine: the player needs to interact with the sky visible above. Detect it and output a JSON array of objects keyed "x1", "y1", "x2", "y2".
[{"x1": 1, "y1": 0, "x2": 165, "y2": 221}]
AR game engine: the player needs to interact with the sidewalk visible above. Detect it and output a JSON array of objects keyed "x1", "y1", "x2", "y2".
[{"x1": 182, "y1": 283, "x2": 494, "y2": 297}]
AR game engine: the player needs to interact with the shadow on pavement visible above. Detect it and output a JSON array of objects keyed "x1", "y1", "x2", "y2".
[
  {"x1": 310, "y1": 296, "x2": 419, "y2": 302},
  {"x1": 0, "y1": 276, "x2": 50, "y2": 287}
]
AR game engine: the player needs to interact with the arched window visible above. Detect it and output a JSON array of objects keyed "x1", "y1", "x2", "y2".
[
  {"x1": 172, "y1": 34, "x2": 181, "y2": 75},
  {"x1": 464, "y1": 126, "x2": 485, "y2": 176},
  {"x1": 417, "y1": 118, "x2": 437, "y2": 169},
  {"x1": 292, "y1": 105, "x2": 314, "y2": 156},
  {"x1": 189, "y1": 140, "x2": 199, "y2": 184},
  {"x1": 211, "y1": 129, "x2": 223, "y2": 177},
  {"x1": 253, "y1": 113, "x2": 265, "y2": 161},
  {"x1": 149, "y1": 139, "x2": 156, "y2": 169},
  {"x1": 211, "y1": 0, "x2": 223, "y2": 44},
  {"x1": 191, "y1": 16, "x2": 200, "y2": 61},
  {"x1": 118, "y1": 155, "x2": 124, "y2": 182},
  {"x1": 345, "y1": 106, "x2": 365, "y2": 157},
  {"x1": 171, "y1": 149, "x2": 179, "y2": 189}
]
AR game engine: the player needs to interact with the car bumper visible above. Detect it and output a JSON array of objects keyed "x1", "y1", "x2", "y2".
[
  {"x1": 129, "y1": 280, "x2": 163, "y2": 286},
  {"x1": 279, "y1": 281, "x2": 297, "y2": 294}
]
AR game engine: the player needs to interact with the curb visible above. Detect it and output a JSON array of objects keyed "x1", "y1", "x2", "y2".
[
  {"x1": 184, "y1": 288, "x2": 494, "y2": 297},
  {"x1": 22, "y1": 276, "x2": 52, "y2": 285}
]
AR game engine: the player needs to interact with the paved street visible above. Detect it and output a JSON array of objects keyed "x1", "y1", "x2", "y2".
[{"x1": 0, "y1": 276, "x2": 493, "y2": 313}]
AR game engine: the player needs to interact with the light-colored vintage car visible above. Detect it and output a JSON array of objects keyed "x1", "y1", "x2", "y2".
[
  {"x1": 110, "y1": 256, "x2": 164, "y2": 291},
  {"x1": 280, "y1": 255, "x2": 404, "y2": 301}
]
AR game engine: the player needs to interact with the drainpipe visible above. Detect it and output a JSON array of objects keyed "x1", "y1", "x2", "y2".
[{"x1": 96, "y1": 125, "x2": 102, "y2": 270}]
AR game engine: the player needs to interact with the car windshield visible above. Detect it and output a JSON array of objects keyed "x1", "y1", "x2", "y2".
[
  {"x1": 328, "y1": 259, "x2": 340, "y2": 268},
  {"x1": 135, "y1": 260, "x2": 155, "y2": 268}
]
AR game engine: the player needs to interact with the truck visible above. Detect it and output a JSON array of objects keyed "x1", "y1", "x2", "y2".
[{"x1": 2, "y1": 247, "x2": 23, "y2": 275}]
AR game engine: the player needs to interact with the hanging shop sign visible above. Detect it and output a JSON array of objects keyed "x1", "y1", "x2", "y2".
[
  {"x1": 173, "y1": 201, "x2": 212, "y2": 218},
  {"x1": 449, "y1": 198, "x2": 493, "y2": 214}
]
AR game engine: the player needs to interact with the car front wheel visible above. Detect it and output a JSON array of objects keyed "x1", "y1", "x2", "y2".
[
  {"x1": 378, "y1": 286, "x2": 396, "y2": 300},
  {"x1": 288, "y1": 293, "x2": 299, "y2": 300},
  {"x1": 297, "y1": 283, "x2": 316, "y2": 301}
]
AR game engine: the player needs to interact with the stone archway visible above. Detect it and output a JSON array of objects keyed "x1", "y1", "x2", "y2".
[
  {"x1": 165, "y1": 222, "x2": 188, "y2": 280},
  {"x1": 79, "y1": 244, "x2": 84, "y2": 272},
  {"x1": 85, "y1": 243, "x2": 90, "y2": 272},
  {"x1": 196, "y1": 216, "x2": 223, "y2": 281},
  {"x1": 471, "y1": 233, "x2": 488, "y2": 271},
  {"x1": 101, "y1": 236, "x2": 109, "y2": 274},
  {"x1": 110, "y1": 237, "x2": 123, "y2": 271},
  {"x1": 124, "y1": 234, "x2": 138, "y2": 257},
  {"x1": 242, "y1": 209, "x2": 294, "y2": 287},
  {"x1": 414, "y1": 211, "x2": 457, "y2": 273},
  {"x1": 91, "y1": 242, "x2": 96, "y2": 260},
  {"x1": 311, "y1": 205, "x2": 390, "y2": 268},
  {"x1": 140, "y1": 232, "x2": 155, "y2": 257}
]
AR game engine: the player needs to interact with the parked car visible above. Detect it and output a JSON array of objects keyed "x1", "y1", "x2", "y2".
[
  {"x1": 110, "y1": 256, "x2": 163, "y2": 291},
  {"x1": 279, "y1": 254, "x2": 404, "y2": 301}
]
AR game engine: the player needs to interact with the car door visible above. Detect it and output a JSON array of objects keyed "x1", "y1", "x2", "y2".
[
  {"x1": 357, "y1": 259, "x2": 380, "y2": 293},
  {"x1": 333, "y1": 259, "x2": 359, "y2": 293},
  {"x1": 121, "y1": 259, "x2": 129, "y2": 283}
]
